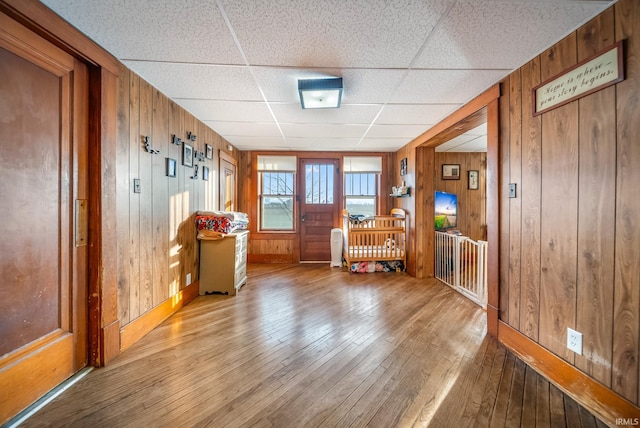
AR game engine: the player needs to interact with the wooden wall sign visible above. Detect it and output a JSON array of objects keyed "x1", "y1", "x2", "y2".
[{"x1": 533, "y1": 41, "x2": 624, "y2": 116}]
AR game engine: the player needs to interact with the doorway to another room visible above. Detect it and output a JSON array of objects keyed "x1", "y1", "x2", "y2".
[{"x1": 433, "y1": 122, "x2": 488, "y2": 308}]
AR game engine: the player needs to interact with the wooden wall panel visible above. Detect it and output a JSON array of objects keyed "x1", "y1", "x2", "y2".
[
  {"x1": 128, "y1": 72, "x2": 141, "y2": 321},
  {"x1": 508, "y1": 69, "x2": 522, "y2": 330},
  {"x1": 116, "y1": 63, "x2": 130, "y2": 325},
  {"x1": 167, "y1": 101, "x2": 182, "y2": 294},
  {"x1": 498, "y1": 0, "x2": 640, "y2": 409},
  {"x1": 575, "y1": 7, "x2": 615, "y2": 388},
  {"x1": 498, "y1": 78, "x2": 510, "y2": 324},
  {"x1": 613, "y1": 0, "x2": 640, "y2": 404},
  {"x1": 138, "y1": 78, "x2": 154, "y2": 314},
  {"x1": 183, "y1": 113, "x2": 198, "y2": 284},
  {"x1": 114, "y1": 68, "x2": 239, "y2": 327},
  {"x1": 413, "y1": 146, "x2": 434, "y2": 278},
  {"x1": 519, "y1": 57, "x2": 542, "y2": 342},
  {"x1": 151, "y1": 88, "x2": 169, "y2": 306},
  {"x1": 538, "y1": 33, "x2": 579, "y2": 363}
]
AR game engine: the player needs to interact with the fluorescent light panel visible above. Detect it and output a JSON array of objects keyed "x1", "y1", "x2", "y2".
[{"x1": 298, "y1": 78, "x2": 343, "y2": 109}]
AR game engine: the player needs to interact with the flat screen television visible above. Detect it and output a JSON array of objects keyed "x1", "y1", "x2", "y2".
[{"x1": 434, "y1": 191, "x2": 457, "y2": 230}]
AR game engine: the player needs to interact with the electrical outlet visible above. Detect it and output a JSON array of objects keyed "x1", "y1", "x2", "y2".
[
  {"x1": 567, "y1": 327, "x2": 583, "y2": 355},
  {"x1": 186, "y1": 273, "x2": 191, "y2": 286}
]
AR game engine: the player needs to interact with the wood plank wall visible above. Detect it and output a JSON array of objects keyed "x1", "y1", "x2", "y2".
[
  {"x1": 434, "y1": 152, "x2": 487, "y2": 242},
  {"x1": 498, "y1": 0, "x2": 640, "y2": 406},
  {"x1": 116, "y1": 66, "x2": 237, "y2": 327},
  {"x1": 237, "y1": 151, "x2": 393, "y2": 264}
]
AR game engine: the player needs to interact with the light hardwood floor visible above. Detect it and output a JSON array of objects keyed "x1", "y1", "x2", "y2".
[{"x1": 21, "y1": 264, "x2": 604, "y2": 427}]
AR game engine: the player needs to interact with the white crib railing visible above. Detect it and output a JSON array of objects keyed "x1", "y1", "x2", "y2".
[{"x1": 435, "y1": 231, "x2": 487, "y2": 309}]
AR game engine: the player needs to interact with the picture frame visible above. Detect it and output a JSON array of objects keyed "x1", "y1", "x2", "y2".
[
  {"x1": 205, "y1": 144, "x2": 213, "y2": 160},
  {"x1": 203, "y1": 166, "x2": 209, "y2": 181},
  {"x1": 183, "y1": 142, "x2": 193, "y2": 167},
  {"x1": 166, "y1": 157, "x2": 177, "y2": 178},
  {"x1": 400, "y1": 158, "x2": 407, "y2": 176},
  {"x1": 468, "y1": 170, "x2": 479, "y2": 190},
  {"x1": 442, "y1": 164, "x2": 460, "y2": 180}
]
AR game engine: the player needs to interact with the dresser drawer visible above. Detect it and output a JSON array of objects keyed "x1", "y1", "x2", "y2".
[{"x1": 235, "y1": 264, "x2": 247, "y2": 289}]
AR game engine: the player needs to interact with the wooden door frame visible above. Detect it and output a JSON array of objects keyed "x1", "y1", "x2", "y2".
[
  {"x1": 414, "y1": 84, "x2": 500, "y2": 337},
  {"x1": 0, "y1": 1, "x2": 122, "y2": 366},
  {"x1": 219, "y1": 150, "x2": 237, "y2": 211}
]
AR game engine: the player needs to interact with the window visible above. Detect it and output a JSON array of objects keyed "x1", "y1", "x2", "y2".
[
  {"x1": 257, "y1": 155, "x2": 296, "y2": 231},
  {"x1": 343, "y1": 156, "x2": 382, "y2": 216},
  {"x1": 344, "y1": 172, "x2": 377, "y2": 216}
]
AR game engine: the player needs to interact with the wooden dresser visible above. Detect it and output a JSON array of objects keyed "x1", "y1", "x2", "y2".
[{"x1": 199, "y1": 230, "x2": 248, "y2": 295}]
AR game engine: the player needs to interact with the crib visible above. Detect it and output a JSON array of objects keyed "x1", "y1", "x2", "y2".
[{"x1": 342, "y1": 208, "x2": 407, "y2": 271}]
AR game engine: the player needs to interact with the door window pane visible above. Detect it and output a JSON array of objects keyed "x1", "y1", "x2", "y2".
[{"x1": 305, "y1": 163, "x2": 334, "y2": 204}]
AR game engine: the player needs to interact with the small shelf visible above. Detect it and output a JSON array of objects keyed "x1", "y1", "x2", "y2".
[{"x1": 390, "y1": 188, "x2": 411, "y2": 197}]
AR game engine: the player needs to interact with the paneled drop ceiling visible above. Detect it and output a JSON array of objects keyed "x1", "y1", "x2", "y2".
[{"x1": 41, "y1": 0, "x2": 613, "y2": 152}]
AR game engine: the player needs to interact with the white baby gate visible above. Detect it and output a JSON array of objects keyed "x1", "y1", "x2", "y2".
[{"x1": 435, "y1": 231, "x2": 487, "y2": 309}]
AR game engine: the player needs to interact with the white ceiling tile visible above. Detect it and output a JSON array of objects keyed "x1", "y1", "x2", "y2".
[
  {"x1": 280, "y1": 124, "x2": 369, "y2": 139},
  {"x1": 414, "y1": 1, "x2": 610, "y2": 69},
  {"x1": 123, "y1": 62, "x2": 262, "y2": 100},
  {"x1": 224, "y1": 136, "x2": 287, "y2": 150},
  {"x1": 177, "y1": 100, "x2": 274, "y2": 122},
  {"x1": 391, "y1": 69, "x2": 509, "y2": 104},
  {"x1": 285, "y1": 138, "x2": 361, "y2": 151},
  {"x1": 466, "y1": 123, "x2": 487, "y2": 136},
  {"x1": 270, "y1": 104, "x2": 382, "y2": 125},
  {"x1": 358, "y1": 139, "x2": 413, "y2": 151},
  {"x1": 440, "y1": 132, "x2": 478, "y2": 146},
  {"x1": 436, "y1": 134, "x2": 487, "y2": 152},
  {"x1": 204, "y1": 122, "x2": 282, "y2": 137},
  {"x1": 220, "y1": 0, "x2": 452, "y2": 68},
  {"x1": 365, "y1": 124, "x2": 430, "y2": 139},
  {"x1": 376, "y1": 104, "x2": 461, "y2": 125},
  {"x1": 42, "y1": 0, "x2": 244, "y2": 64}
]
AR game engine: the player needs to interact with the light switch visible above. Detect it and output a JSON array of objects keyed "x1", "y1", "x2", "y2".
[
  {"x1": 508, "y1": 183, "x2": 517, "y2": 198},
  {"x1": 133, "y1": 178, "x2": 141, "y2": 193}
]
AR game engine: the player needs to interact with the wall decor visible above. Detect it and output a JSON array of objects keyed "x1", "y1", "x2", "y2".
[
  {"x1": 183, "y1": 142, "x2": 193, "y2": 167},
  {"x1": 533, "y1": 41, "x2": 623, "y2": 116},
  {"x1": 171, "y1": 134, "x2": 182, "y2": 145},
  {"x1": 192, "y1": 164, "x2": 199, "y2": 180},
  {"x1": 187, "y1": 131, "x2": 197, "y2": 141},
  {"x1": 196, "y1": 151, "x2": 205, "y2": 162},
  {"x1": 442, "y1": 164, "x2": 460, "y2": 180},
  {"x1": 400, "y1": 158, "x2": 407, "y2": 176},
  {"x1": 468, "y1": 170, "x2": 479, "y2": 190},
  {"x1": 143, "y1": 136, "x2": 160, "y2": 154},
  {"x1": 203, "y1": 166, "x2": 209, "y2": 181},
  {"x1": 166, "y1": 158, "x2": 177, "y2": 178},
  {"x1": 206, "y1": 144, "x2": 213, "y2": 160}
]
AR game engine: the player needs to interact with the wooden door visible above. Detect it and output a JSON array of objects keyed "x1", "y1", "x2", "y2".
[
  {"x1": 0, "y1": 13, "x2": 88, "y2": 424},
  {"x1": 299, "y1": 158, "x2": 339, "y2": 261},
  {"x1": 220, "y1": 151, "x2": 237, "y2": 211}
]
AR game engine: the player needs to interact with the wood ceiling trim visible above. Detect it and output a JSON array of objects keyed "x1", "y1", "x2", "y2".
[{"x1": 413, "y1": 83, "x2": 500, "y2": 149}]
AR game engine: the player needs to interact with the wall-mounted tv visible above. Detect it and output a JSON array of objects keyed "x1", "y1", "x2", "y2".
[{"x1": 435, "y1": 191, "x2": 457, "y2": 230}]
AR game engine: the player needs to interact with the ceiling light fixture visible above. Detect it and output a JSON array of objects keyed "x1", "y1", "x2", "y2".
[{"x1": 298, "y1": 78, "x2": 343, "y2": 109}]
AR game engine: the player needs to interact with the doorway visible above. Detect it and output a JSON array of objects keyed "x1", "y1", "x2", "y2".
[
  {"x1": 0, "y1": 12, "x2": 89, "y2": 424},
  {"x1": 299, "y1": 158, "x2": 340, "y2": 262},
  {"x1": 220, "y1": 151, "x2": 237, "y2": 211}
]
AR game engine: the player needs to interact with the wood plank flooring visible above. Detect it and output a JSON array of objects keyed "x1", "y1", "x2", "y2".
[{"x1": 20, "y1": 264, "x2": 605, "y2": 427}]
